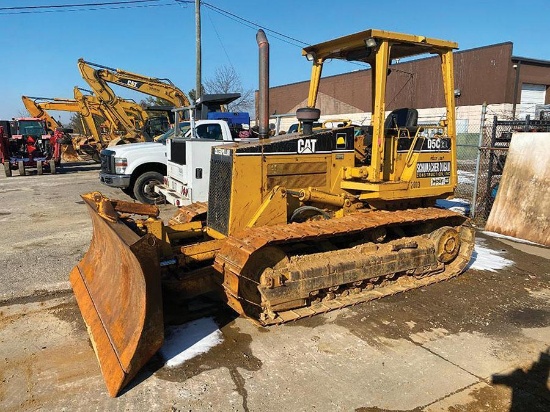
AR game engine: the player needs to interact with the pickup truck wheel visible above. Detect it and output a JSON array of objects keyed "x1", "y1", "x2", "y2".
[{"x1": 133, "y1": 171, "x2": 164, "y2": 204}]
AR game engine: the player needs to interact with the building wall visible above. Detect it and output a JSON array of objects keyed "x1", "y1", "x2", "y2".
[
  {"x1": 263, "y1": 42, "x2": 550, "y2": 131},
  {"x1": 268, "y1": 43, "x2": 519, "y2": 117},
  {"x1": 514, "y1": 62, "x2": 550, "y2": 104}
]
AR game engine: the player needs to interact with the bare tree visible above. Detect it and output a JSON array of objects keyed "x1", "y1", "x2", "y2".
[
  {"x1": 188, "y1": 85, "x2": 205, "y2": 103},
  {"x1": 204, "y1": 66, "x2": 254, "y2": 113},
  {"x1": 139, "y1": 96, "x2": 173, "y2": 108},
  {"x1": 67, "y1": 113, "x2": 85, "y2": 134}
]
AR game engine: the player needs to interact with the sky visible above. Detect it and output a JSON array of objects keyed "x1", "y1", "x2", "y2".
[{"x1": 1, "y1": 0, "x2": 549, "y2": 124}]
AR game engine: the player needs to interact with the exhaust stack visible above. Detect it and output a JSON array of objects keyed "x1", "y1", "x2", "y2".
[{"x1": 256, "y1": 29, "x2": 269, "y2": 139}]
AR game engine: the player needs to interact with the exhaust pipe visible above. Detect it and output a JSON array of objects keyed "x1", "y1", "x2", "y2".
[{"x1": 256, "y1": 29, "x2": 269, "y2": 139}]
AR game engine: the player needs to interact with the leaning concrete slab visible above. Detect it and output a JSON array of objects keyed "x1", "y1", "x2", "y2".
[{"x1": 486, "y1": 132, "x2": 550, "y2": 246}]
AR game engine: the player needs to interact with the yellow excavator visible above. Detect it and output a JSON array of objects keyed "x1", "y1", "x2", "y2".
[
  {"x1": 74, "y1": 86, "x2": 168, "y2": 145},
  {"x1": 21, "y1": 95, "x2": 64, "y2": 134},
  {"x1": 22, "y1": 94, "x2": 103, "y2": 161},
  {"x1": 22, "y1": 94, "x2": 109, "y2": 136},
  {"x1": 70, "y1": 29, "x2": 475, "y2": 397},
  {"x1": 77, "y1": 59, "x2": 186, "y2": 140},
  {"x1": 78, "y1": 58, "x2": 190, "y2": 108},
  {"x1": 22, "y1": 90, "x2": 158, "y2": 158},
  {"x1": 23, "y1": 93, "x2": 126, "y2": 160}
]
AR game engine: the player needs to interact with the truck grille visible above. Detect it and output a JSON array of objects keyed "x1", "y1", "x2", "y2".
[
  {"x1": 207, "y1": 152, "x2": 233, "y2": 236},
  {"x1": 100, "y1": 149, "x2": 115, "y2": 173}
]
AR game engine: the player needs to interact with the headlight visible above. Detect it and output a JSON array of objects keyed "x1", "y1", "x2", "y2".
[{"x1": 114, "y1": 157, "x2": 128, "y2": 174}]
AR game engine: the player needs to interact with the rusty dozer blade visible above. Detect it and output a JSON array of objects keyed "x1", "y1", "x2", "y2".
[{"x1": 69, "y1": 192, "x2": 164, "y2": 397}]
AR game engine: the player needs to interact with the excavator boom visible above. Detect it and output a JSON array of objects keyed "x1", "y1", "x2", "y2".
[
  {"x1": 78, "y1": 60, "x2": 153, "y2": 142},
  {"x1": 21, "y1": 96, "x2": 62, "y2": 133},
  {"x1": 78, "y1": 59, "x2": 188, "y2": 141},
  {"x1": 78, "y1": 59, "x2": 190, "y2": 108}
]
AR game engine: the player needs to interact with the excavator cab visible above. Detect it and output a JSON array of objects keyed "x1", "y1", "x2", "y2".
[{"x1": 70, "y1": 29, "x2": 473, "y2": 397}]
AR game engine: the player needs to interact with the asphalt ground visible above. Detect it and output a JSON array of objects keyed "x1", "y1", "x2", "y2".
[{"x1": 0, "y1": 162, "x2": 549, "y2": 411}]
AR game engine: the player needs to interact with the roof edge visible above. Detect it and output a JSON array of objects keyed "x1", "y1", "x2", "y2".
[{"x1": 511, "y1": 55, "x2": 550, "y2": 66}]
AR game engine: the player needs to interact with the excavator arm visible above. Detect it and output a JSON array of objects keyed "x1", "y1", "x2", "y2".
[
  {"x1": 77, "y1": 88, "x2": 163, "y2": 145},
  {"x1": 21, "y1": 96, "x2": 62, "y2": 133},
  {"x1": 78, "y1": 59, "x2": 190, "y2": 108},
  {"x1": 78, "y1": 60, "x2": 149, "y2": 141},
  {"x1": 72, "y1": 89, "x2": 108, "y2": 144}
]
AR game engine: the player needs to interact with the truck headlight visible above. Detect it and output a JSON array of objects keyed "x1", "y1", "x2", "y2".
[{"x1": 114, "y1": 157, "x2": 128, "y2": 174}]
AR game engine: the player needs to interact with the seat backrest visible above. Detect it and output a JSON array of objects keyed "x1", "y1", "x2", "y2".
[{"x1": 384, "y1": 108, "x2": 418, "y2": 130}]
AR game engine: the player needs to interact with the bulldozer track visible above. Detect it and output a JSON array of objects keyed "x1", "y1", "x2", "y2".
[{"x1": 214, "y1": 208, "x2": 474, "y2": 326}]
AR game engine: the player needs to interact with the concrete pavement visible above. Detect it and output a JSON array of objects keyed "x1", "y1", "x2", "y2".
[{"x1": 0, "y1": 163, "x2": 548, "y2": 411}]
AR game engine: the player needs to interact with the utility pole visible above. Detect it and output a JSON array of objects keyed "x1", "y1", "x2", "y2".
[{"x1": 195, "y1": 0, "x2": 201, "y2": 102}]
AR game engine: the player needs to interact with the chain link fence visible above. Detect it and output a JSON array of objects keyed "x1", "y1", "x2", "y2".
[
  {"x1": 471, "y1": 113, "x2": 550, "y2": 224},
  {"x1": 416, "y1": 112, "x2": 480, "y2": 217}
]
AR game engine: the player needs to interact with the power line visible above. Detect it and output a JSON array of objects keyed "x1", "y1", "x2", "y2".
[
  {"x1": 1, "y1": 0, "x2": 371, "y2": 74},
  {"x1": 197, "y1": 1, "x2": 372, "y2": 72},
  {"x1": 205, "y1": 9, "x2": 235, "y2": 70},
  {"x1": 0, "y1": 0, "x2": 180, "y2": 15},
  {"x1": 198, "y1": 1, "x2": 309, "y2": 48},
  {"x1": 0, "y1": 0, "x2": 163, "y2": 11}
]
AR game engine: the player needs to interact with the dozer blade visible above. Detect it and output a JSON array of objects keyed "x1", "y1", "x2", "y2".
[{"x1": 69, "y1": 193, "x2": 164, "y2": 397}]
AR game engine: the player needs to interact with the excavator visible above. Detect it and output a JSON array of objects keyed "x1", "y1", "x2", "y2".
[
  {"x1": 22, "y1": 95, "x2": 95, "y2": 162},
  {"x1": 78, "y1": 59, "x2": 186, "y2": 141},
  {"x1": 21, "y1": 96, "x2": 64, "y2": 134},
  {"x1": 23, "y1": 94, "x2": 115, "y2": 161},
  {"x1": 73, "y1": 87, "x2": 168, "y2": 145},
  {"x1": 78, "y1": 58, "x2": 190, "y2": 108},
  {"x1": 70, "y1": 29, "x2": 475, "y2": 397},
  {"x1": 73, "y1": 87, "x2": 148, "y2": 144}
]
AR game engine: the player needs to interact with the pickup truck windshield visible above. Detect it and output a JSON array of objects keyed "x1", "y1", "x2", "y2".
[
  {"x1": 184, "y1": 123, "x2": 223, "y2": 140},
  {"x1": 156, "y1": 122, "x2": 190, "y2": 143}
]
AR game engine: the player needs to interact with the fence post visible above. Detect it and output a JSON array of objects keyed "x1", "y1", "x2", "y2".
[{"x1": 471, "y1": 102, "x2": 487, "y2": 219}]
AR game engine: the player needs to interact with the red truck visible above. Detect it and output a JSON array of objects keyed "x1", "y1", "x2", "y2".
[{"x1": 0, "y1": 117, "x2": 62, "y2": 176}]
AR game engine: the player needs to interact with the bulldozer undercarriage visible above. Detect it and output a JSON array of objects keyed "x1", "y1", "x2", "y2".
[
  {"x1": 70, "y1": 193, "x2": 474, "y2": 397},
  {"x1": 215, "y1": 208, "x2": 474, "y2": 325}
]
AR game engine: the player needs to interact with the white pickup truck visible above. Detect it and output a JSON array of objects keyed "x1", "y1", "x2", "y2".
[
  {"x1": 154, "y1": 119, "x2": 253, "y2": 206},
  {"x1": 98, "y1": 132, "x2": 172, "y2": 204}
]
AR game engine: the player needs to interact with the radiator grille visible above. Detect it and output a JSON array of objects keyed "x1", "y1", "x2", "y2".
[
  {"x1": 100, "y1": 149, "x2": 115, "y2": 173},
  {"x1": 207, "y1": 153, "x2": 233, "y2": 235}
]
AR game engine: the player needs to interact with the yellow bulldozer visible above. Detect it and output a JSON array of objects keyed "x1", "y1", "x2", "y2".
[{"x1": 70, "y1": 28, "x2": 475, "y2": 396}]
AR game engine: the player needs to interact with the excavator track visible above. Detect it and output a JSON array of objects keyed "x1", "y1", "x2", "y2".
[{"x1": 214, "y1": 208, "x2": 475, "y2": 325}]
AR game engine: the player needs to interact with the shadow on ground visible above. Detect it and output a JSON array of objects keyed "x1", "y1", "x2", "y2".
[{"x1": 492, "y1": 348, "x2": 550, "y2": 411}]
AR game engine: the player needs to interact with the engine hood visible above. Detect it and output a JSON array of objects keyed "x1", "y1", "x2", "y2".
[{"x1": 102, "y1": 142, "x2": 165, "y2": 156}]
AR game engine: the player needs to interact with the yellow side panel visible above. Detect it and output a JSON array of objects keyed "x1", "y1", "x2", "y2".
[{"x1": 227, "y1": 155, "x2": 265, "y2": 235}]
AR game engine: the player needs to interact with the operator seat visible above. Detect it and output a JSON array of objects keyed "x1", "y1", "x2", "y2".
[{"x1": 384, "y1": 108, "x2": 418, "y2": 133}]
